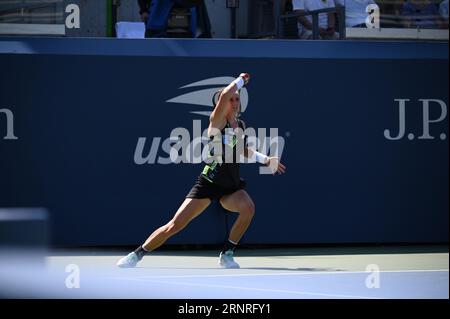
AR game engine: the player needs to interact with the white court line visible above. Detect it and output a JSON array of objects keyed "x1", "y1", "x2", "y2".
[
  {"x1": 114, "y1": 276, "x2": 379, "y2": 299},
  {"x1": 122, "y1": 269, "x2": 449, "y2": 280}
]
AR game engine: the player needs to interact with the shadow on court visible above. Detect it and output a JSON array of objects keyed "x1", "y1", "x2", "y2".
[{"x1": 134, "y1": 266, "x2": 343, "y2": 271}]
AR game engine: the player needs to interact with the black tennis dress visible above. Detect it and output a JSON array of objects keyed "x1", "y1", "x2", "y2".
[{"x1": 186, "y1": 120, "x2": 246, "y2": 200}]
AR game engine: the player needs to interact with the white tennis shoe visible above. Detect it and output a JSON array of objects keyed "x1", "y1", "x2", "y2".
[
  {"x1": 117, "y1": 252, "x2": 140, "y2": 268},
  {"x1": 219, "y1": 250, "x2": 240, "y2": 269}
]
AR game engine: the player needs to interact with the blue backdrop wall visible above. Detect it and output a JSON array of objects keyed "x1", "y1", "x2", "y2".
[{"x1": 0, "y1": 38, "x2": 448, "y2": 246}]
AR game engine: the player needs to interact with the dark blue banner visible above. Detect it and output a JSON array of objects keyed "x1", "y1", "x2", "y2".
[{"x1": 0, "y1": 38, "x2": 448, "y2": 246}]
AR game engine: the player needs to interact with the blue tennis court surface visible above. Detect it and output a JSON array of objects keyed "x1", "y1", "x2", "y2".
[
  {"x1": 109, "y1": 269, "x2": 448, "y2": 299},
  {"x1": 0, "y1": 247, "x2": 448, "y2": 299}
]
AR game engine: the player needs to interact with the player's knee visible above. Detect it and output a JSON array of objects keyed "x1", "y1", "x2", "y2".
[{"x1": 240, "y1": 201, "x2": 255, "y2": 219}]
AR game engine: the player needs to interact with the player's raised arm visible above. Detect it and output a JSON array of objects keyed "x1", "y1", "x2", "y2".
[{"x1": 210, "y1": 73, "x2": 250, "y2": 122}]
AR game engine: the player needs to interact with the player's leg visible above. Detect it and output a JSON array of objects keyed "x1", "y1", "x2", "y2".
[
  {"x1": 117, "y1": 198, "x2": 211, "y2": 268},
  {"x1": 218, "y1": 190, "x2": 255, "y2": 268},
  {"x1": 142, "y1": 198, "x2": 211, "y2": 251}
]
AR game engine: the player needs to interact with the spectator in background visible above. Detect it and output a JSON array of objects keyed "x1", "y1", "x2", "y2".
[
  {"x1": 439, "y1": 0, "x2": 449, "y2": 28},
  {"x1": 138, "y1": 0, "x2": 152, "y2": 24},
  {"x1": 400, "y1": 0, "x2": 441, "y2": 29},
  {"x1": 281, "y1": 0, "x2": 294, "y2": 13},
  {"x1": 293, "y1": 0, "x2": 339, "y2": 39},
  {"x1": 377, "y1": 0, "x2": 404, "y2": 28},
  {"x1": 334, "y1": 0, "x2": 376, "y2": 27},
  {"x1": 138, "y1": 0, "x2": 211, "y2": 38}
]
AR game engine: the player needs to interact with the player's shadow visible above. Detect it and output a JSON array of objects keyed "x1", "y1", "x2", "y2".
[
  {"x1": 135, "y1": 266, "x2": 343, "y2": 271},
  {"x1": 240, "y1": 267, "x2": 344, "y2": 272}
]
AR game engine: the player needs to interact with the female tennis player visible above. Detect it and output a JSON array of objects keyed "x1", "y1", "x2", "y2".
[{"x1": 117, "y1": 73, "x2": 286, "y2": 268}]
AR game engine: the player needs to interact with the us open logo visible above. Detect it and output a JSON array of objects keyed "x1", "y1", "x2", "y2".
[
  {"x1": 133, "y1": 76, "x2": 285, "y2": 174},
  {"x1": 166, "y1": 76, "x2": 249, "y2": 117}
]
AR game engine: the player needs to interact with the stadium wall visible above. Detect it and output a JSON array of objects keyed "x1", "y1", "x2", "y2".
[{"x1": 0, "y1": 38, "x2": 448, "y2": 246}]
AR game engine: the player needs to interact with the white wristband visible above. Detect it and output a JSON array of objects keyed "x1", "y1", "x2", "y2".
[
  {"x1": 232, "y1": 77, "x2": 245, "y2": 90},
  {"x1": 254, "y1": 151, "x2": 269, "y2": 164}
]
